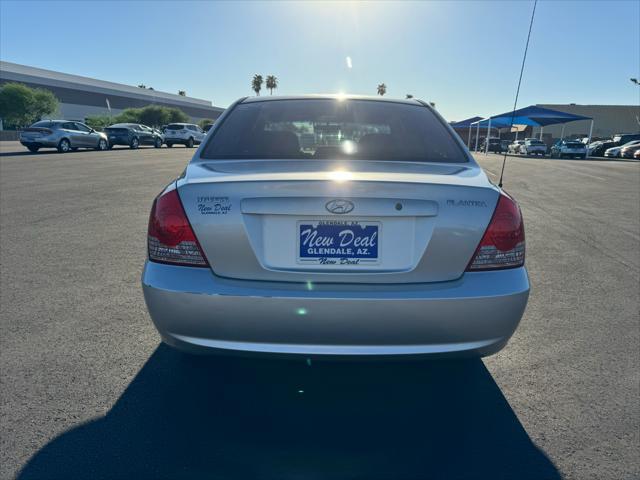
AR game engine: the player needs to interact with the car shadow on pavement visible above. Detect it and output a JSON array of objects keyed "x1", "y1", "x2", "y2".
[{"x1": 18, "y1": 344, "x2": 560, "y2": 480}]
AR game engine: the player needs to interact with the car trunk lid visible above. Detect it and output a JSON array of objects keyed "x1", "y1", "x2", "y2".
[{"x1": 177, "y1": 160, "x2": 499, "y2": 284}]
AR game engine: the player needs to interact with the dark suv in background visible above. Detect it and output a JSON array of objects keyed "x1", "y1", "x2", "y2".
[
  {"x1": 479, "y1": 137, "x2": 503, "y2": 153},
  {"x1": 103, "y1": 123, "x2": 164, "y2": 149}
]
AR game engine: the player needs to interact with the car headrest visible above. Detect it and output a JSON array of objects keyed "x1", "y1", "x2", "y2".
[
  {"x1": 256, "y1": 130, "x2": 300, "y2": 157},
  {"x1": 358, "y1": 133, "x2": 395, "y2": 156}
]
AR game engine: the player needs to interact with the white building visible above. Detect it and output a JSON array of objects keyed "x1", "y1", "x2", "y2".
[{"x1": 0, "y1": 61, "x2": 224, "y2": 126}]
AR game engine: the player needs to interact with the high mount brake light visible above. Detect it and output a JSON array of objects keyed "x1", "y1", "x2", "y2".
[
  {"x1": 467, "y1": 193, "x2": 525, "y2": 271},
  {"x1": 147, "y1": 189, "x2": 209, "y2": 267}
]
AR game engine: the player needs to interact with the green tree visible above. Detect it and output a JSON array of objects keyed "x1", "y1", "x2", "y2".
[
  {"x1": 138, "y1": 105, "x2": 171, "y2": 127},
  {"x1": 377, "y1": 83, "x2": 387, "y2": 96},
  {"x1": 85, "y1": 115, "x2": 113, "y2": 130},
  {"x1": 252, "y1": 74, "x2": 263, "y2": 96},
  {"x1": 113, "y1": 108, "x2": 142, "y2": 124},
  {"x1": 166, "y1": 107, "x2": 189, "y2": 124},
  {"x1": 198, "y1": 118, "x2": 214, "y2": 129},
  {"x1": 112, "y1": 105, "x2": 189, "y2": 127},
  {"x1": 266, "y1": 75, "x2": 278, "y2": 95},
  {"x1": 31, "y1": 88, "x2": 58, "y2": 120},
  {"x1": 0, "y1": 82, "x2": 59, "y2": 128}
]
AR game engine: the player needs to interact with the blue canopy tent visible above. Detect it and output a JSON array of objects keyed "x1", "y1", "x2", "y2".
[
  {"x1": 470, "y1": 106, "x2": 593, "y2": 153},
  {"x1": 450, "y1": 116, "x2": 485, "y2": 147}
]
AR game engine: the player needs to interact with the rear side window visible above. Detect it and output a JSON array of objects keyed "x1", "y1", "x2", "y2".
[
  {"x1": 62, "y1": 122, "x2": 76, "y2": 130},
  {"x1": 201, "y1": 99, "x2": 467, "y2": 163}
]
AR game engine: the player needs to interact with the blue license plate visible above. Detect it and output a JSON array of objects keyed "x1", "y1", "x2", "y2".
[{"x1": 298, "y1": 221, "x2": 379, "y2": 265}]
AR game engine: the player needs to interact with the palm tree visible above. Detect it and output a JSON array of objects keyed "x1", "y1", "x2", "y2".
[
  {"x1": 252, "y1": 74, "x2": 264, "y2": 96},
  {"x1": 405, "y1": 94, "x2": 413, "y2": 99},
  {"x1": 377, "y1": 83, "x2": 387, "y2": 96},
  {"x1": 429, "y1": 101, "x2": 436, "y2": 108},
  {"x1": 138, "y1": 84, "x2": 146, "y2": 89},
  {"x1": 266, "y1": 75, "x2": 278, "y2": 95},
  {"x1": 178, "y1": 90, "x2": 186, "y2": 96}
]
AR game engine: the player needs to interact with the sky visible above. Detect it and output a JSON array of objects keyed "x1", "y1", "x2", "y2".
[{"x1": 1, "y1": 0, "x2": 638, "y2": 122}]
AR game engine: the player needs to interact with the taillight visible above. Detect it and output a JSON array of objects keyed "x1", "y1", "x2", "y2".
[
  {"x1": 147, "y1": 189, "x2": 209, "y2": 267},
  {"x1": 466, "y1": 192, "x2": 525, "y2": 271}
]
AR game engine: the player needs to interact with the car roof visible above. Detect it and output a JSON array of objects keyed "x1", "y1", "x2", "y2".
[{"x1": 240, "y1": 94, "x2": 425, "y2": 107}]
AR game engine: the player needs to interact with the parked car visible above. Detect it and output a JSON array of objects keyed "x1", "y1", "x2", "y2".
[
  {"x1": 19, "y1": 120, "x2": 108, "y2": 153},
  {"x1": 508, "y1": 140, "x2": 525, "y2": 154},
  {"x1": 605, "y1": 140, "x2": 640, "y2": 158},
  {"x1": 104, "y1": 123, "x2": 164, "y2": 149},
  {"x1": 621, "y1": 142, "x2": 640, "y2": 158},
  {"x1": 479, "y1": 137, "x2": 503, "y2": 153},
  {"x1": 163, "y1": 123, "x2": 206, "y2": 148},
  {"x1": 634, "y1": 149, "x2": 640, "y2": 160},
  {"x1": 142, "y1": 95, "x2": 529, "y2": 358},
  {"x1": 550, "y1": 140, "x2": 587, "y2": 159},
  {"x1": 612, "y1": 133, "x2": 640, "y2": 145},
  {"x1": 589, "y1": 140, "x2": 615, "y2": 157},
  {"x1": 521, "y1": 139, "x2": 547, "y2": 156}
]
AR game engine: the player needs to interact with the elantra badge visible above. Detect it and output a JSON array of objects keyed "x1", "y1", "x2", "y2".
[{"x1": 325, "y1": 199, "x2": 354, "y2": 214}]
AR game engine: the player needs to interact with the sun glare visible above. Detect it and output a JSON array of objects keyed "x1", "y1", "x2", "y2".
[{"x1": 329, "y1": 170, "x2": 354, "y2": 182}]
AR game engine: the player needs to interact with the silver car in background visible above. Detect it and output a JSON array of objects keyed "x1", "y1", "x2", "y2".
[
  {"x1": 19, "y1": 120, "x2": 108, "y2": 153},
  {"x1": 520, "y1": 139, "x2": 547, "y2": 156},
  {"x1": 142, "y1": 95, "x2": 529, "y2": 358}
]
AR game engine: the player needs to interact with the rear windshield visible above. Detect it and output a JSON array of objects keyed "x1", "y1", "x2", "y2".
[
  {"x1": 166, "y1": 124, "x2": 185, "y2": 130},
  {"x1": 566, "y1": 142, "x2": 583, "y2": 147},
  {"x1": 201, "y1": 99, "x2": 467, "y2": 162},
  {"x1": 31, "y1": 120, "x2": 56, "y2": 128}
]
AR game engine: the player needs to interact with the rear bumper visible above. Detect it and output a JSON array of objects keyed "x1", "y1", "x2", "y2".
[
  {"x1": 164, "y1": 137, "x2": 201, "y2": 144},
  {"x1": 20, "y1": 139, "x2": 57, "y2": 148},
  {"x1": 142, "y1": 262, "x2": 529, "y2": 357},
  {"x1": 107, "y1": 136, "x2": 131, "y2": 146}
]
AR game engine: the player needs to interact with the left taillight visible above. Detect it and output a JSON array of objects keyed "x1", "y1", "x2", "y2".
[
  {"x1": 466, "y1": 192, "x2": 525, "y2": 271},
  {"x1": 147, "y1": 189, "x2": 209, "y2": 267}
]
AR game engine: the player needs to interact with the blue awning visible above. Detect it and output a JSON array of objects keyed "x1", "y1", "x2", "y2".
[
  {"x1": 450, "y1": 116, "x2": 484, "y2": 128},
  {"x1": 471, "y1": 105, "x2": 592, "y2": 128}
]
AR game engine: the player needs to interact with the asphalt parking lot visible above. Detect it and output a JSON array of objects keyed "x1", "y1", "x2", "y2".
[{"x1": 0, "y1": 141, "x2": 638, "y2": 480}]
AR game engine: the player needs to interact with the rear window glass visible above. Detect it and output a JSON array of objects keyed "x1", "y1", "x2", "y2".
[
  {"x1": 31, "y1": 121, "x2": 55, "y2": 128},
  {"x1": 166, "y1": 124, "x2": 184, "y2": 130},
  {"x1": 201, "y1": 99, "x2": 467, "y2": 163}
]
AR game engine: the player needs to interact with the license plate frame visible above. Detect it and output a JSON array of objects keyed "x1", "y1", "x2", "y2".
[{"x1": 297, "y1": 220, "x2": 380, "y2": 266}]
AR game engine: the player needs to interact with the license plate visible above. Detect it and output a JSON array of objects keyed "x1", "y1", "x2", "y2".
[{"x1": 298, "y1": 220, "x2": 379, "y2": 265}]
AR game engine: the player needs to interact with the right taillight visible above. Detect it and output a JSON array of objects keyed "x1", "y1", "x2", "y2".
[
  {"x1": 466, "y1": 192, "x2": 525, "y2": 271},
  {"x1": 147, "y1": 188, "x2": 209, "y2": 267}
]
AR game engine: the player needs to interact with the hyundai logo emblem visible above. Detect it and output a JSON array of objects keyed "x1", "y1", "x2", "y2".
[{"x1": 325, "y1": 199, "x2": 354, "y2": 214}]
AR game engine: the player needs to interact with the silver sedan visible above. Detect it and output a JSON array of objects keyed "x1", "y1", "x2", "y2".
[
  {"x1": 142, "y1": 95, "x2": 529, "y2": 358},
  {"x1": 20, "y1": 120, "x2": 108, "y2": 153}
]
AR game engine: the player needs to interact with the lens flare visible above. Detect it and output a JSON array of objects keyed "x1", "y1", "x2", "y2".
[{"x1": 329, "y1": 170, "x2": 353, "y2": 182}]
